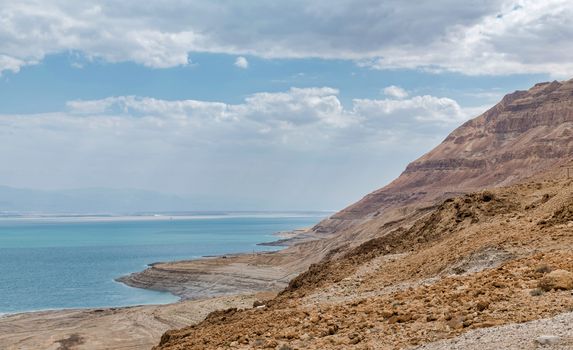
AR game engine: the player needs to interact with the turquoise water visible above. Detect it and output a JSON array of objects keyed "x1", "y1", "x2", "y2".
[{"x1": 0, "y1": 214, "x2": 324, "y2": 314}]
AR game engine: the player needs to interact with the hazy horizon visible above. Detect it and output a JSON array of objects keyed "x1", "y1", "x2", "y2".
[{"x1": 0, "y1": 185, "x2": 340, "y2": 214}]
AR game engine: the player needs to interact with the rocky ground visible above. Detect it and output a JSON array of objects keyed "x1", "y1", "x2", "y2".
[
  {"x1": 414, "y1": 311, "x2": 573, "y2": 350},
  {"x1": 154, "y1": 173, "x2": 573, "y2": 349}
]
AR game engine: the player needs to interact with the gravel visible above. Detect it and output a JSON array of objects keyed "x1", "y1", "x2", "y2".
[{"x1": 412, "y1": 312, "x2": 573, "y2": 350}]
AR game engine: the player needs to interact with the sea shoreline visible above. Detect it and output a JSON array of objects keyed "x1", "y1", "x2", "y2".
[
  {"x1": 0, "y1": 214, "x2": 328, "y2": 315},
  {"x1": 0, "y1": 227, "x2": 307, "y2": 316},
  {"x1": 115, "y1": 226, "x2": 322, "y2": 300},
  {"x1": 0, "y1": 223, "x2": 309, "y2": 318},
  {"x1": 0, "y1": 224, "x2": 323, "y2": 349}
]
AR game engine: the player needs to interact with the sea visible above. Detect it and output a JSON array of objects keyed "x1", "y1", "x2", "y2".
[{"x1": 0, "y1": 212, "x2": 327, "y2": 315}]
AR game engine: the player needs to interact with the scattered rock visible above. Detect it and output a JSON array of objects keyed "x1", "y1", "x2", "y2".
[
  {"x1": 535, "y1": 264, "x2": 553, "y2": 274},
  {"x1": 530, "y1": 288, "x2": 544, "y2": 296},
  {"x1": 348, "y1": 333, "x2": 362, "y2": 345},
  {"x1": 380, "y1": 309, "x2": 394, "y2": 318},
  {"x1": 536, "y1": 335, "x2": 561, "y2": 345},
  {"x1": 55, "y1": 334, "x2": 85, "y2": 350},
  {"x1": 253, "y1": 300, "x2": 266, "y2": 307},
  {"x1": 538, "y1": 270, "x2": 573, "y2": 291},
  {"x1": 476, "y1": 300, "x2": 489, "y2": 311},
  {"x1": 265, "y1": 339, "x2": 278, "y2": 348},
  {"x1": 426, "y1": 314, "x2": 438, "y2": 322},
  {"x1": 446, "y1": 316, "x2": 465, "y2": 330}
]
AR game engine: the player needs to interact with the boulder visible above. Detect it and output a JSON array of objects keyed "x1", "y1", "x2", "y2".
[{"x1": 538, "y1": 269, "x2": 573, "y2": 291}]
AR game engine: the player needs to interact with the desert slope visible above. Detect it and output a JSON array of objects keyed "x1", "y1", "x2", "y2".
[
  {"x1": 153, "y1": 79, "x2": 573, "y2": 349},
  {"x1": 315, "y1": 79, "x2": 573, "y2": 235},
  {"x1": 154, "y1": 161, "x2": 573, "y2": 350}
]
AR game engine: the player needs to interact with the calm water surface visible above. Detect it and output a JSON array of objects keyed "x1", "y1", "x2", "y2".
[{"x1": 0, "y1": 214, "x2": 324, "y2": 314}]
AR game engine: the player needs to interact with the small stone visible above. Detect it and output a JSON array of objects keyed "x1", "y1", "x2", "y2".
[
  {"x1": 380, "y1": 309, "x2": 394, "y2": 318},
  {"x1": 265, "y1": 339, "x2": 278, "y2": 348},
  {"x1": 536, "y1": 335, "x2": 560, "y2": 345},
  {"x1": 426, "y1": 314, "x2": 438, "y2": 322},
  {"x1": 534, "y1": 264, "x2": 552, "y2": 274},
  {"x1": 446, "y1": 316, "x2": 464, "y2": 330},
  {"x1": 462, "y1": 319, "x2": 473, "y2": 327},
  {"x1": 349, "y1": 336, "x2": 362, "y2": 345},
  {"x1": 253, "y1": 339, "x2": 265, "y2": 347},
  {"x1": 476, "y1": 300, "x2": 489, "y2": 311},
  {"x1": 530, "y1": 288, "x2": 544, "y2": 296},
  {"x1": 282, "y1": 330, "x2": 297, "y2": 339}
]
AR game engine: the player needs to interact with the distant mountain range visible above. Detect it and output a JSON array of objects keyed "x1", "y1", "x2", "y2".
[
  {"x1": 0, "y1": 186, "x2": 199, "y2": 214},
  {"x1": 0, "y1": 185, "x2": 319, "y2": 214}
]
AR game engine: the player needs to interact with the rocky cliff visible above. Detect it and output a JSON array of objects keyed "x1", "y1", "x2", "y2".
[{"x1": 315, "y1": 79, "x2": 573, "y2": 235}]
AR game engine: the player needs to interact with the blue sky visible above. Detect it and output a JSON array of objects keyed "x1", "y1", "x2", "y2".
[
  {"x1": 0, "y1": 53, "x2": 546, "y2": 114},
  {"x1": 0, "y1": 1, "x2": 571, "y2": 211}
]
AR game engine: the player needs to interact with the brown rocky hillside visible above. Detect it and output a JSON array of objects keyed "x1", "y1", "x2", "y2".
[
  {"x1": 315, "y1": 79, "x2": 573, "y2": 236},
  {"x1": 154, "y1": 164, "x2": 573, "y2": 350}
]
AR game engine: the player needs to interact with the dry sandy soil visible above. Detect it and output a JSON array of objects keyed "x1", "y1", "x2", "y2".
[{"x1": 0, "y1": 292, "x2": 274, "y2": 350}]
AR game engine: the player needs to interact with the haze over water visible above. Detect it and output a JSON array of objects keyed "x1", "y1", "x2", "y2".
[{"x1": 0, "y1": 213, "x2": 325, "y2": 314}]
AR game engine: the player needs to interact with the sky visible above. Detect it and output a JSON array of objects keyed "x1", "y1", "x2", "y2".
[{"x1": 0, "y1": 0, "x2": 571, "y2": 211}]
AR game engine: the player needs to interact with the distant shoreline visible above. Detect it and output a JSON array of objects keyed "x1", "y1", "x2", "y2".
[
  {"x1": 0, "y1": 215, "x2": 327, "y2": 316},
  {"x1": 115, "y1": 226, "x2": 320, "y2": 300},
  {"x1": 0, "y1": 211, "x2": 333, "y2": 223}
]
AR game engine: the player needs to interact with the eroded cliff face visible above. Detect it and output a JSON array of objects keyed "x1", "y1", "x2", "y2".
[{"x1": 315, "y1": 79, "x2": 573, "y2": 234}]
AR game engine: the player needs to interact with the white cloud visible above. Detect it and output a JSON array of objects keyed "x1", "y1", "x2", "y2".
[
  {"x1": 0, "y1": 87, "x2": 487, "y2": 208},
  {"x1": 0, "y1": 55, "x2": 31, "y2": 74},
  {"x1": 234, "y1": 56, "x2": 249, "y2": 69},
  {"x1": 0, "y1": 1, "x2": 572, "y2": 76},
  {"x1": 383, "y1": 86, "x2": 409, "y2": 99},
  {"x1": 362, "y1": 0, "x2": 573, "y2": 76},
  {"x1": 65, "y1": 87, "x2": 477, "y2": 141}
]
